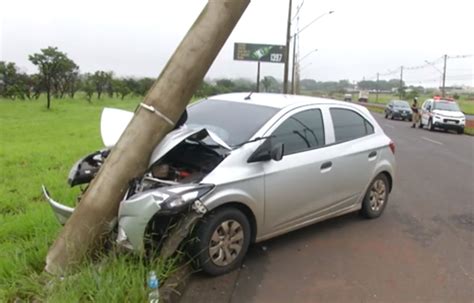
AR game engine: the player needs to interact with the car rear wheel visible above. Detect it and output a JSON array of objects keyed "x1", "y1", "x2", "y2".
[
  {"x1": 189, "y1": 207, "x2": 251, "y2": 276},
  {"x1": 360, "y1": 174, "x2": 389, "y2": 219},
  {"x1": 457, "y1": 128, "x2": 464, "y2": 134}
]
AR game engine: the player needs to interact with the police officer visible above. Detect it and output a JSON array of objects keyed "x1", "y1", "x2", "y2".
[{"x1": 411, "y1": 97, "x2": 419, "y2": 128}]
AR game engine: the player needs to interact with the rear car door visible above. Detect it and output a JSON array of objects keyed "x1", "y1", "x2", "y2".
[
  {"x1": 262, "y1": 107, "x2": 335, "y2": 235},
  {"x1": 323, "y1": 107, "x2": 378, "y2": 207}
]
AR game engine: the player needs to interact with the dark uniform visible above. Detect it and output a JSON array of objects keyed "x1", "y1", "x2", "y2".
[{"x1": 411, "y1": 98, "x2": 419, "y2": 128}]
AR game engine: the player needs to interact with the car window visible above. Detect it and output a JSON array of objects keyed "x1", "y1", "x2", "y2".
[
  {"x1": 330, "y1": 108, "x2": 374, "y2": 143},
  {"x1": 271, "y1": 109, "x2": 325, "y2": 156}
]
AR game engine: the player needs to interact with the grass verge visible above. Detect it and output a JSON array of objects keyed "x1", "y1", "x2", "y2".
[{"x1": 0, "y1": 96, "x2": 185, "y2": 301}]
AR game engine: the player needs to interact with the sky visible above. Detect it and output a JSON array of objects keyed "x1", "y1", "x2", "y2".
[{"x1": 1, "y1": 0, "x2": 473, "y2": 87}]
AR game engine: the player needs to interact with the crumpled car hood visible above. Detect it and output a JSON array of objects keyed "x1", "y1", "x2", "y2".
[{"x1": 100, "y1": 107, "x2": 231, "y2": 165}]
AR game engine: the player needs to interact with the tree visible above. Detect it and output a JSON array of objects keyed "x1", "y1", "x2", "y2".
[
  {"x1": 113, "y1": 79, "x2": 131, "y2": 100},
  {"x1": 195, "y1": 80, "x2": 218, "y2": 97},
  {"x1": 91, "y1": 71, "x2": 113, "y2": 99},
  {"x1": 261, "y1": 76, "x2": 280, "y2": 92},
  {"x1": 29, "y1": 47, "x2": 77, "y2": 108},
  {"x1": 81, "y1": 74, "x2": 95, "y2": 102}
]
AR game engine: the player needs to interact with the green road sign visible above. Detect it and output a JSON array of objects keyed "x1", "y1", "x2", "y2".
[{"x1": 234, "y1": 43, "x2": 286, "y2": 63}]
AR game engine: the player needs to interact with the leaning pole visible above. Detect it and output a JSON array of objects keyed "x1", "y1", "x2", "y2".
[{"x1": 45, "y1": 0, "x2": 251, "y2": 275}]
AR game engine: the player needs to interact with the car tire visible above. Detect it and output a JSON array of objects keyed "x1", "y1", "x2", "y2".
[
  {"x1": 457, "y1": 128, "x2": 464, "y2": 134},
  {"x1": 390, "y1": 113, "x2": 394, "y2": 120},
  {"x1": 360, "y1": 174, "x2": 389, "y2": 219},
  {"x1": 385, "y1": 112, "x2": 388, "y2": 119},
  {"x1": 428, "y1": 119, "x2": 434, "y2": 131},
  {"x1": 189, "y1": 207, "x2": 251, "y2": 276}
]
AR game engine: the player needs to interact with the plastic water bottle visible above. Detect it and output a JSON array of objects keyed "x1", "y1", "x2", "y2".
[{"x1": 147, "y1": 271, "x2": 160, "y2": 303}]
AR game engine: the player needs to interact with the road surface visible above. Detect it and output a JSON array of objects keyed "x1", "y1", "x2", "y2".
[{"x1": 181, "y1": 113, "x2": 474, "y2": 303}]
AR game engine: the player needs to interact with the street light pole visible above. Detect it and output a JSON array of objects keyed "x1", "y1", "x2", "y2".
[
  {"x1": 291, "y1": 34, "x2": 298, "y2": 94},
  {"x1": 442, "y1": 54, "x2": 447, "y2": 97},
  {"x1": 292, "y1": 48, "x2": 317, "y2": 94},
  {"x1": 283, "y1": 0, "x2": 293, "y2": 94},
  {"x1": 289, "y1": 10, "x2": 333, "y2": 95}
]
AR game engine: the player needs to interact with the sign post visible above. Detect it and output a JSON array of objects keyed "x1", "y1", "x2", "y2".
[{"x1": 233, "y1": 43, "x2": 286, "y2": 92}]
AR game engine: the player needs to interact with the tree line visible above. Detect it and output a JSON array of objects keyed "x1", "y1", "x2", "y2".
[
  {"x1": 1, "y1": 47, "x2": 283, "y2": 109},
  {"x1": 1, "y1": 46, "x2": 420, "y2": 109}
]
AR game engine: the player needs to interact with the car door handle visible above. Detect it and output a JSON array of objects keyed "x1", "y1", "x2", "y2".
[
  {"x1": 368, "y1": 151, "x2": 377, "y2": 158},
  {"x1": 320, "y1": 161, "x2": 332, "y2": 170}
]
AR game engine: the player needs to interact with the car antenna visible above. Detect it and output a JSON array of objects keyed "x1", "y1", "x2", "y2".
[{"x1": 244, "y1": 91, "x2": 254, "y2": 100}]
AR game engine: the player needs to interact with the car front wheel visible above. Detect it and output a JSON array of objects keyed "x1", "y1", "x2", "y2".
[
  {"x1": 360, "y1": 174, "x2": 389, "y2": 219},
  {"x1": 190, "y1": 207, "x2": 251, "y2": 276},
  {"x1": 428, "y1": 119, "x2": 435, "y2": 131}
]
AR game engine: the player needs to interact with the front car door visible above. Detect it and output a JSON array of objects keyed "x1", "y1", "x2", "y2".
[
  {"x1": 421, "y1": 99, "x2": 432, "y2": 125},
  {"x1": 261, "y1": 107, "x2": 336, "y2": 236}
]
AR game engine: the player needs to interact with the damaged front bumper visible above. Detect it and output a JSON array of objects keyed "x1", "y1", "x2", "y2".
[
  {"x1": 42, "y1": 184, "x2": 209, "y2": 252},
  {"x1": 42, "y1": 185, "x2": 74, "y2": 225}
]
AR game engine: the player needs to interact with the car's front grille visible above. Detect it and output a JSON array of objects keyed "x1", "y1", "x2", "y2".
[{"x1": 443, "y1": 119, "x2": 459, "y2": 124}]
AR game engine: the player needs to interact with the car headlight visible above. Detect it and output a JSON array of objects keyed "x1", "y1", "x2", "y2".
[{"x1": 161, "y1": 184, "x2": 214, "y2": 212}]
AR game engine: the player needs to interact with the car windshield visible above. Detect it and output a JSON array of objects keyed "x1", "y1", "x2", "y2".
[
  {"x1": 186, "y1": 99, "x2": 278, "y2": 147},
  {"x1": 393, "y1": 101, "x2": 410, "y2": 108},
  {"x1": 433, "y1": 101, "x2": 460, "y2": 111}
]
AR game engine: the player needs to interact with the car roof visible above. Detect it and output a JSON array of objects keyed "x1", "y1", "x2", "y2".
[{"x1": 207, "y1": 92, "x2": 353, "y2": 110}]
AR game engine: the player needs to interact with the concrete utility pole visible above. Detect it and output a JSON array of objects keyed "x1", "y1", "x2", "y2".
[
  {"x1": 45, "y1": 0, "x2": 251, "y2": 275},
  {"x1": 376, "y1": 73, "x2": 379, "y2": 102},
  {"x1": 256, "y1": 61, "x2": 261, "y2": 92},
  {"x1": 291, "y1": 30, "x2": 298, "y2": 94},
  {"x1": 399, "y1": 66, "x2": 404, "y2": 100},
  {"x1": 442, "y1": 54, "x2": 447, "y2": 97},
  {"x1": 283, "y1": 0, "x2": 293, "y2": 94}
]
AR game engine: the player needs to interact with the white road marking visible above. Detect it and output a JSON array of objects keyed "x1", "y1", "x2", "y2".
[{"x1": 422, "y1": 136, "x2": 443, "y2": 145}]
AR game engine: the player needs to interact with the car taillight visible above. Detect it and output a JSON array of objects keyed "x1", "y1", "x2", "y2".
[{"x1": 389, "y1": 140, "x2": 395, "y2": 154}]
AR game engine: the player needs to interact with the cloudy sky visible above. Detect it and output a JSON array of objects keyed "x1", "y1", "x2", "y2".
[{"x1": 1, "y1": 0, "x2": 473, "y2": 87}]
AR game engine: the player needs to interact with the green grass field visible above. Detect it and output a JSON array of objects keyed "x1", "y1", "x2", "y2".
[{"x1": 0, "y1": 96, "x2": 183, "y2": 302}]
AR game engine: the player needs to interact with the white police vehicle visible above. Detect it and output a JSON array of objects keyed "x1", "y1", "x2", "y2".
[{"x1": 419, "y1": 97, "x2": 465, "y2": 134}]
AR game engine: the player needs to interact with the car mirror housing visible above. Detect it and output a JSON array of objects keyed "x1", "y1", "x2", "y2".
[
  {"x1": 271, "y1": 143, "x2": 284, "y2": 161},
  {"x1": 248, "y1": 139, "x2": 284, "y2": 163}
]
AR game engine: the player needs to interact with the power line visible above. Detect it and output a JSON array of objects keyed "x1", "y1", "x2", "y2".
[{"x1": 448, "y1": 54, "x2": 473, "y2": 59}]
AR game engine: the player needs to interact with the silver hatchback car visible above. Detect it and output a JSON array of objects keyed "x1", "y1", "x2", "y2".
[{"x1": 44, "y1": 93, "x2": 395, "y2": 275}]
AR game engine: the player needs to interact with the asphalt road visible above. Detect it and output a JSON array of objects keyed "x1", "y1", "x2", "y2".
[{"x1": 181, "y1": 113, "x2": 474, "y2": 303}]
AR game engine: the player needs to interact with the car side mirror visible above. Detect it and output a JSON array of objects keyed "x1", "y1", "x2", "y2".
[
  {"x1": 247, "y1": 139, "x2": 284, "y2": 163},
  {"x1": 270, "y1": 143, "x2": 284, "y2": 161}
]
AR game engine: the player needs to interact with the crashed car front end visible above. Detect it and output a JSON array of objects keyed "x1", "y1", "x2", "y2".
[
  {"x1": 43, "y1": 107, "x2": 231, "y2": 252},
  {"x1": 116, "y1": 183, "x2": 212, "y2": 251}
]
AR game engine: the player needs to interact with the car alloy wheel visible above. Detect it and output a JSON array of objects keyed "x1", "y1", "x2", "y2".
[
  {"x1": 369, "y1": 179, "x2": 386, "y2": 212},
  {"x1": 209, "y1": 220, "x2": 244, "y2": 266},
  {"x1": 189, "y1": 207, "x2": 251, "y2": 276},
  {"x1": 360, "y1": 174, "x2": 389, "y2": 219}
]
